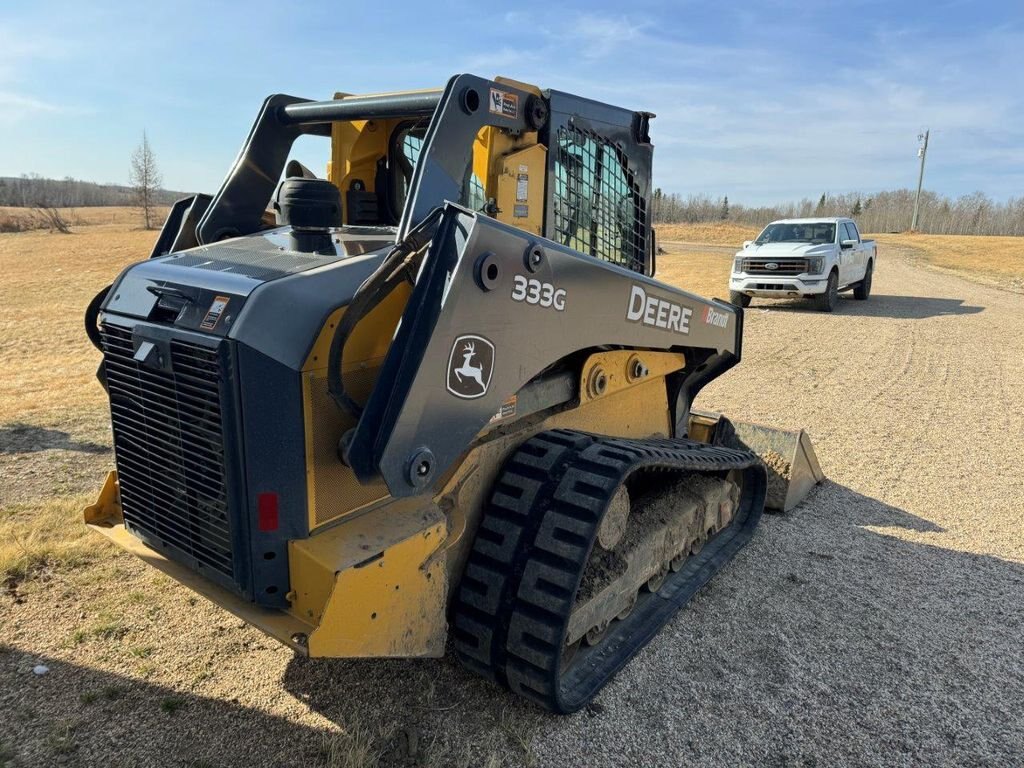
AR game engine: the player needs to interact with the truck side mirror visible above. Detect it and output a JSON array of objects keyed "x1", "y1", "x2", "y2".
[
  {"x1": 841, "y1": 239, "x2": 857, "y2": 249},
  {"x1": 742, "y1": 240, "x2": 752, "y2": 249}
]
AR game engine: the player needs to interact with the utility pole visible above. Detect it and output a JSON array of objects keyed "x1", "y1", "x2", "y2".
[{"x1": 911, "y1": 129, "x2": 929, "y2": 231}]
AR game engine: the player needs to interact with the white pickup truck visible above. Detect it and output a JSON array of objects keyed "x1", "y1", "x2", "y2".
[{"x1": 728, "y1": 217, "x2": 877, "y2": 312}]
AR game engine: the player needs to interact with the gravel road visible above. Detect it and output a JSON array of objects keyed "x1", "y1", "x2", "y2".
[
  {"x1": 2, "y1": 244, "x2": 1022, "y2": 767},
  {"x1": 535, "y1": 244, "x2": 1024, "y2": 766}
]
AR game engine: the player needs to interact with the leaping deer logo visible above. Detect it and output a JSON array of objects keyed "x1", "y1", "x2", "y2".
[
  {"x1": 447, "y1": 334, "x2": 494, "y2": 399},
  {"x1": 454, "y1": 341, "x2": 485, "y2": 392}
]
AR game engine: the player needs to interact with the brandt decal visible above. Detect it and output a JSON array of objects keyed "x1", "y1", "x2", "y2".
[
  {"x1": 703, "y1": 305, "x2": 730, "y2": 328},
  {"x1": 446, "y1": 335, "x2": 495, "y2": 399}
]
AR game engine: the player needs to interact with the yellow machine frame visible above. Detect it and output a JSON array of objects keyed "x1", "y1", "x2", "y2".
[{"x1": 85, "y1": 78, "x2": 702, "y2": 659}]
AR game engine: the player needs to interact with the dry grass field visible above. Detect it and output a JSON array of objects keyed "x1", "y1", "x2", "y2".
[
  {"x1": 656, "y1": 221, "x2": 759, "y2": 246},
  {"x1": 2, "y1": 209, "x2": 1023, "y2": 767},
  {"x1": 0, "y1": 208, "x2": 168, "y2": 582},
  {"x1": 873, "y1": 232, "x2": 1024, "y2": 292}
]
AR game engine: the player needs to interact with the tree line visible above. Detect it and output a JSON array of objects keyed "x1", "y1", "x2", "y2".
[
  {"x1": 652, "y1": 188, "x2": 1024, "y2": 236},
  {"x1": 0, "y1": 133, "x2": 176, "y2": 233},
  {"x1": 0, "y1": 173, "x2": 184, "y2": 209}
]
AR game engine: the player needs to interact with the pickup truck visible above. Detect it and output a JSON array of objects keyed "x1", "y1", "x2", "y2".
[{"x1": 728, "y1": 217, "x2": 877, "y2": 312}]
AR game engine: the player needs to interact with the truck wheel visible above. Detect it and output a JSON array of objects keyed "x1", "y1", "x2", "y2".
[
  {"x1": 815, "y1": 271, "x2": 838, "y2": 312},
  {"x1": 853, "y1": 262, "x2": 873, "y2": 300},
  {"x1": 729, "y1": 291, "x2": 751, "y2": 308}
]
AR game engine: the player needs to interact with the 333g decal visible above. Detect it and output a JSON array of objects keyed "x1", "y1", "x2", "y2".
[{"x1": 511, "y1": 275, "x2": 567, "y2": 311}]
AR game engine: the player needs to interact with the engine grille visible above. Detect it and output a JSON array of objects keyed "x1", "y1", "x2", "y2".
[
  {"x1": 741, "y1": 258, "x2": 808, "y2": 276},
  {"x1": 100, "y1": 324, "x2": 236, "y2": 584}
]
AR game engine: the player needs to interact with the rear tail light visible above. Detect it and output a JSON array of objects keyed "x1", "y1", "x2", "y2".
[{"x1": 257, "y1": 492, "x2": 279, "y2": 533}]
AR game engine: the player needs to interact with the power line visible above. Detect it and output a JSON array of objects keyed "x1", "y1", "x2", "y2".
[{"x1": 911, "y1": 129, "x2": 929, "y2": 231}]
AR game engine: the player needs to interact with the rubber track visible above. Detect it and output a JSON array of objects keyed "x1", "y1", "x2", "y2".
[{"x1": 451, "y1": 428, "x2": 767, "y2": 713}]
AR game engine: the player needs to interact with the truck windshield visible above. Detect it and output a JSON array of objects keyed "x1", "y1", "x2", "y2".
[{"x1": 755, "y1": 223, "x2": 835, "y2": 245}]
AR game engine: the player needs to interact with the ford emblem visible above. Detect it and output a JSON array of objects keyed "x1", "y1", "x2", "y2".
[{"x1": 765, "y1": 262, "x2": 779, "y2": 270}]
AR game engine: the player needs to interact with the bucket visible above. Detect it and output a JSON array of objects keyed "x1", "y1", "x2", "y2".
[{"x1": 688, "y1": 411, "x2": 825, "y2": 512}]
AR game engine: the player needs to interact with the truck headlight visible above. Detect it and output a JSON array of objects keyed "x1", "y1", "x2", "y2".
[
  {"x1": 808, "y1": 256, "x2": 823, "y2": 274},
  {"x1": 733, "y1": 257, "x2": 743, "y2": 273}
]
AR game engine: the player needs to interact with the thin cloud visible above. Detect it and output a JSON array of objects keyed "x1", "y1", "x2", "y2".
[{"x1": 0, "y1": 91, "x2": 63, "y2": 119}]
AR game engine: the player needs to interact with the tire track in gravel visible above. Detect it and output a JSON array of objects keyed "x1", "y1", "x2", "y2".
[{"x1": 537, "y1": 243, "x2": 1024, "y2": 767}]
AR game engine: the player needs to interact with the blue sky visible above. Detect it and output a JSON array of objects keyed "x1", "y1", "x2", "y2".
[{"x1": 1, "y1": 0, "x2": 1020, "y2": 205}]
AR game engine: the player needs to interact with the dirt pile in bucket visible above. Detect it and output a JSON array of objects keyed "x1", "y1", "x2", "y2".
[{"x1": 760, "y1": 449, "x2": 792, "y2": 511}]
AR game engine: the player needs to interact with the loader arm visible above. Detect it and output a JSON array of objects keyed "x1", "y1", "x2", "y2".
[{"x1": 344, "y1": 204, "x2": 742, "y2": 496}]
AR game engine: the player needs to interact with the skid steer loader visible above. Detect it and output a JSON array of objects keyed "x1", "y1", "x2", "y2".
[{"x1": 83, "y1": 74, "x2": 822, "y2": 713}]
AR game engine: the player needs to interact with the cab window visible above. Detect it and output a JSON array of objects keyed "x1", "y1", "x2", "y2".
[
  {"x1": 552, "y1": 125, "x2": 647, "y2": 273},
  {"x1": 390, "y1": 122, "x2": 486, "y2": 220}
]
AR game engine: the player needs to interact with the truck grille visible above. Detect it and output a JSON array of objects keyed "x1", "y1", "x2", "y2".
[
  {"x1": 100, "y1": 324, "x2": 236, "y2": 583},
  {"x1": 742, "y1": 258, "x2": 808, "y2": 276}
]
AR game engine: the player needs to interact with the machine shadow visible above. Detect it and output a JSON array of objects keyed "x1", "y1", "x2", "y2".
[
  {"x1": 0, "y1": 646, "x2": 332, "y2": 767},
  {"x1": 780, "y1": 478, "x2": 944, "y2": 533},
  {"x1": 0, "y1": 423, "x2": 109, "y2": 455},
  {"x1": 751, "y1": 294, "x2": 984, "y2": 319}
]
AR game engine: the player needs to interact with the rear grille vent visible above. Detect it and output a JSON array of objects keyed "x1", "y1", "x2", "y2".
[
  {"x1": 100, "y1": 324, "x2": 236, "y2": 583},
  {"x1": 741, "y1": 258, "x2": 808, "y2": 276}
]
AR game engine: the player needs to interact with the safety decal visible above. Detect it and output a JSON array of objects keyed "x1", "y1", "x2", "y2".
[
  {"x1": 516, "y1": 165, "x2": 529, "y2": 203},
  {"x1": 488, "y1": 394, "x2": 518, "y2": 423},
  {"x1": 200, "y1": 295, "x2": 231, "y2": 330},
  {"x1": 489, "y1": 88, "x2": 519, "y2": 119},
  {"x1": 446, "y1": 334, "x2": 495, "y2": 399}
]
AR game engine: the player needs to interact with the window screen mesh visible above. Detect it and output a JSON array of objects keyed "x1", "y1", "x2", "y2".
[{"x1": 553, "y1": 125, "x2": 647, "y2": 273}]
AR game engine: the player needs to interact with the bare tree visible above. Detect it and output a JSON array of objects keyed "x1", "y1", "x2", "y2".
[
  {"x1": 32, "y1": 204, "x2": 71, "y2": 233},
  {"x1": 129, "y1": 131, "x2": 162, "y2": 229}
]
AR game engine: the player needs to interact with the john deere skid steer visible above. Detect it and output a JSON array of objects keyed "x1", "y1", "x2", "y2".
[{"x1": 84, "y1": 75, "x2": 822, "y2": 713}]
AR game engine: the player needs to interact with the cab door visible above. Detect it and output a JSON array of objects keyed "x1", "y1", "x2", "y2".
[{"x1": 544, "y1": 90, "x2": 654, "y2": 275}]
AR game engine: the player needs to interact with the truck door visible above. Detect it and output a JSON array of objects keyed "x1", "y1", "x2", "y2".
[
  {"x1": 844, "y1": 221, "x2": 866, "y2": 282},
  {"x1": 839, "y1": 222, "x2": 857, "y2": 285}
]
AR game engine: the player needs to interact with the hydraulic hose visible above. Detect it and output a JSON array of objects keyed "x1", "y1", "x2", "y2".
[
  {"x1": 85, "y1": 285, "x2": 111, "y2": 351},
  {"x1": 326, "y1": 209, "x2": 444, "y2": 421}
]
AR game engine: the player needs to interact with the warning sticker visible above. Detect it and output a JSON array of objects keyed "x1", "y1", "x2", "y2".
[
  {"x1": 200, "y1": 295, "x2": 230, "y2": 330},
  {"x1": 488, "y1": 88, "x2": 519, "y2": 119},
  {"x1": 516, "y1": 167, "x2": 529, "y2": 203},
  {"x1": 488, "y1": 394, "x2": 518, "y2": 423}
]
